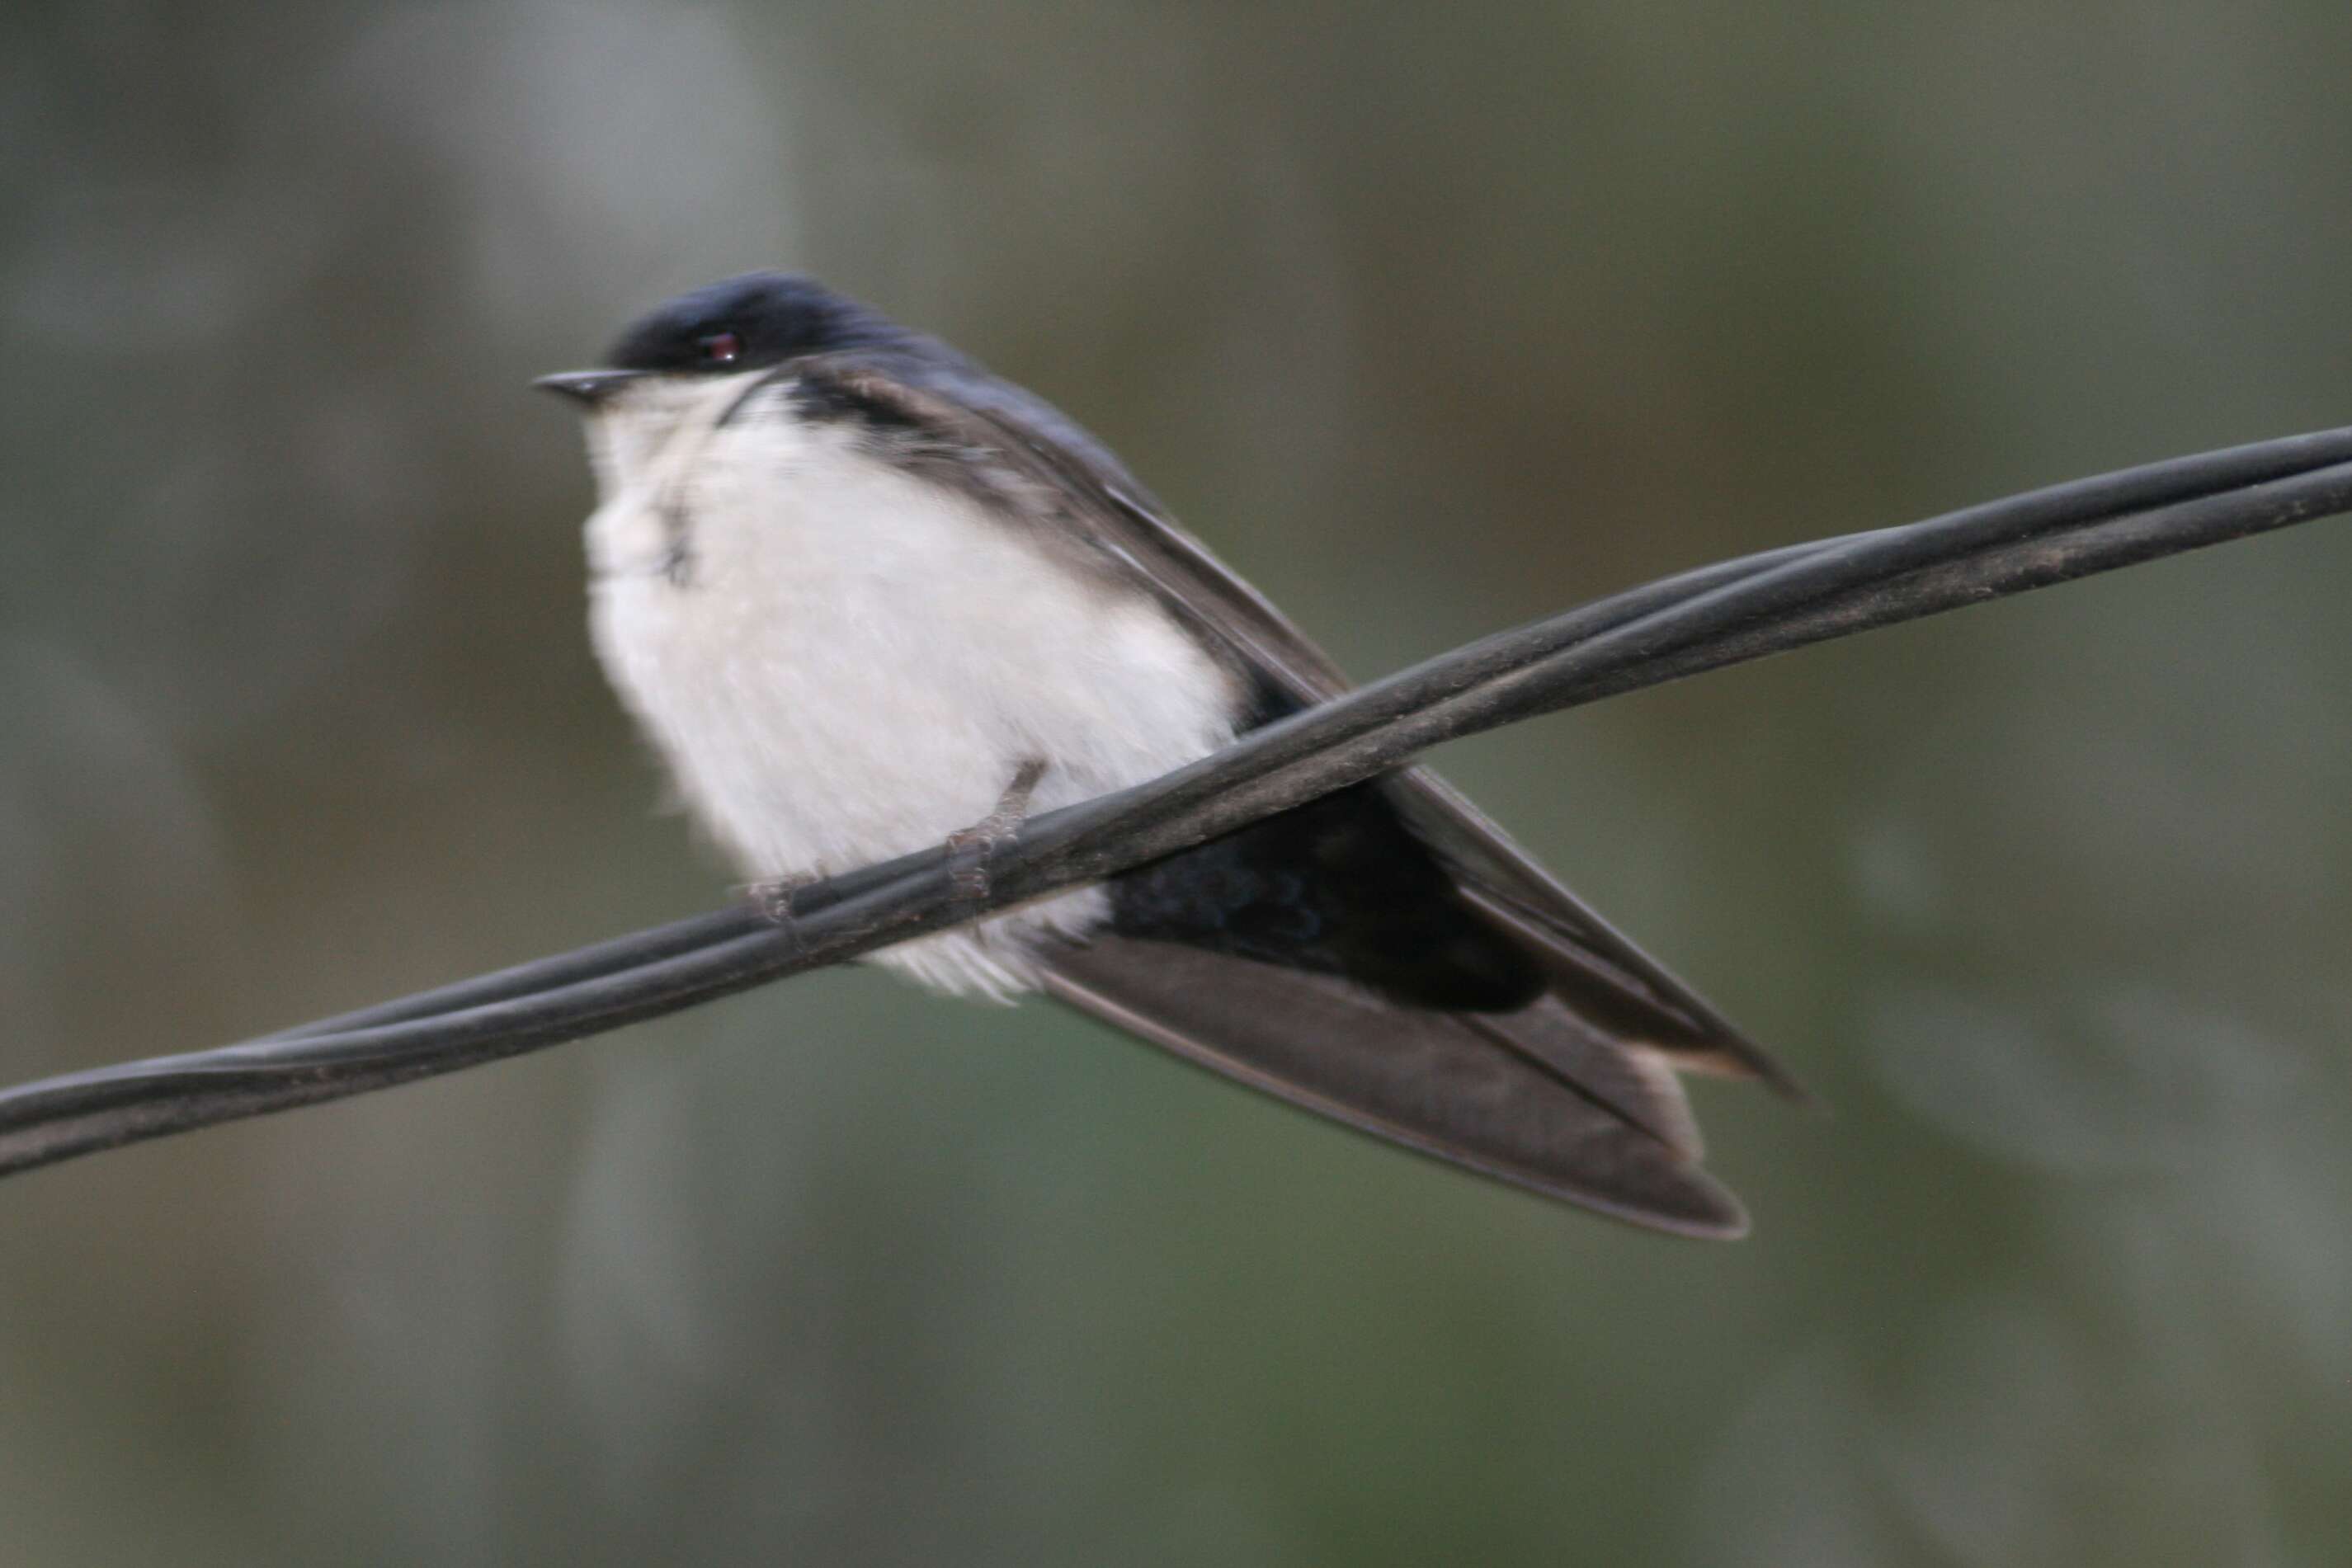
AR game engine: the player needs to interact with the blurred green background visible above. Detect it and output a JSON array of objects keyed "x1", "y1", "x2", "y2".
[{"x1": 5, "y1": 3, "x2": 2351, "y2": 1563}]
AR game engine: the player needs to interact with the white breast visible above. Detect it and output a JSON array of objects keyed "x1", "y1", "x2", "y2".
[{"x1": 580, "y1": 374, "x2": 1240, "y2": 997}]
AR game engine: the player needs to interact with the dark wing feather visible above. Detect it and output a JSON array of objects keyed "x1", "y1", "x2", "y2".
[
  {"x1": 802, "y1": 351, "x2": 1801, "y2": 1081},
  {"x1": 794, "y1": 352, "x2": 1798, "y2": 1230}
]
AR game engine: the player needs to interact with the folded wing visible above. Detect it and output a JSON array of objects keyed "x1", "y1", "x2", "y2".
[{"x1": 802, "y1": 352, "x2": 1800, "y2": 1232}]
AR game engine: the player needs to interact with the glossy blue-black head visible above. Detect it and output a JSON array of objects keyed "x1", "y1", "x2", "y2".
[{"x1": 539, "y1": 273, "x2": 899, "y2": 403}]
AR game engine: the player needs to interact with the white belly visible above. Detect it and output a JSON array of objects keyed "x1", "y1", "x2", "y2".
[{"x1": 583, "y1": 380, "x2": 1240, "y2": 997}]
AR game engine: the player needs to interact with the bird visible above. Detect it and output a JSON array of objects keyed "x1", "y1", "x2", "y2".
[{"x1": 538, "y1": 272, "x2": 1799, "y2": 1237}]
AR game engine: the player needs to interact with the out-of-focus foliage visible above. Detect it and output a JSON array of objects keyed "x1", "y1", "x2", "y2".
[{"x1": 3, "y1": 3, "x2": 2350, "y2": 1564}]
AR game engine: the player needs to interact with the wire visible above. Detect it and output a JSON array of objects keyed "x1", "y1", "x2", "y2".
[{"x1": 5, "y1": 426, "x2": 2350, "y2": 1178}]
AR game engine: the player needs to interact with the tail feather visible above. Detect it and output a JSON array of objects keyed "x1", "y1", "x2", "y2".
[{"x1": 1037, "y1": 934, "x2": 1747, "y2": 1239}]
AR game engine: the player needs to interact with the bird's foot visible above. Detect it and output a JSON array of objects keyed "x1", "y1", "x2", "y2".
[
  {"x1": 747, "y1": 869, "x2": 823, "y2": 953},
  {"x1": 946, "y1": 760, "x2": 1048, "y2": 916}
]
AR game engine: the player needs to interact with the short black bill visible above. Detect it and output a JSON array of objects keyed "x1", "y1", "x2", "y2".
[{"x1": 532, "y1": 369, "x2": 652, "y2": 405}]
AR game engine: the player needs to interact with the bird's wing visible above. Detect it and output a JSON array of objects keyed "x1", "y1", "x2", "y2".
[
  {"x1": 795, "y1": 354, "x2": 1796, "y2": 1230},
  {"x1": 1064, "y1": 475, "x2": 1799, "y2": 1088}
]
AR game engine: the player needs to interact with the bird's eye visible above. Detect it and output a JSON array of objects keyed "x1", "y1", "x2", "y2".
[{"x1": 698, "y1": 331, "x2": 744, "y2": 365}]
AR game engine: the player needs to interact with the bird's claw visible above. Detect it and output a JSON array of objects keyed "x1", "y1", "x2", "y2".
[
  {"x1": 747, "y1": 870, "x2": 822, "y2": 952},
  {"x1": 945, "y1": 759, "x2": 1047, "y2": 916}
]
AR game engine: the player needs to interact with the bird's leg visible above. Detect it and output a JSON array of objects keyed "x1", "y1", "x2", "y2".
[{"x1": 946, "y1": 759, "x2": 1048, "y2": 916}]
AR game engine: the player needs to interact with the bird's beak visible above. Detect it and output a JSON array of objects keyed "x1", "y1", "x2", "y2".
[{"x1": 533, "y1": 369, "x2": 650, "y2": 407}]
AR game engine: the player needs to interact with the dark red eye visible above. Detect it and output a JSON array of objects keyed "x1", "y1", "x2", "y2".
[{"x1": 698, "y1": 331, "x2": 744, "y2": 365}]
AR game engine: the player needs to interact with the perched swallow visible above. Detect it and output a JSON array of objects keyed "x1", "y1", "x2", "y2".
[{"x1": 540, "y1": 273, "x2": 1797, "y2": 1236}]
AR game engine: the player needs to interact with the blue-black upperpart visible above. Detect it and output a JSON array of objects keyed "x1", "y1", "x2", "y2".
[{"x1": 602, "y1": 272, "x2": 906, "y2": 374}]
